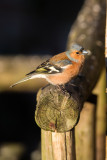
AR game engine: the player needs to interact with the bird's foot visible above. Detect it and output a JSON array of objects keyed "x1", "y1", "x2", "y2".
[{"x1": 56, "y1": 85, "x2": 67, "y2": 94}]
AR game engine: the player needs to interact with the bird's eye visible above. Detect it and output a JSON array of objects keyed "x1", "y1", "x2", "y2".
[{"x1": 76, "y1": 52, "x2": 79, "y2": 54}]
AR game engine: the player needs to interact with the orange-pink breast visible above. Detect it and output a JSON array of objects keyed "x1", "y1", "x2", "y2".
[{"x1": 47, "y1": 63, "x2": 82, "y2": 85}]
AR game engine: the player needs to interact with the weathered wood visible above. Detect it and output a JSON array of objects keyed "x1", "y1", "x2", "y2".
[
  {"x1": 35, "y1": 0, "x2": 105, "y2": 160},
  {"x1": 35, "y1": 0, "x2": 105, "y2": 132},
  {"x1": 95, "y1": 69, "x2": 106, "y2": 160},
  {"x1": 106, "y1": 137, "x2": 107, "y2": 160},
  {"x1": 75, "y1": 102, "x2": 96, "y2": 160},
  {"x1": 74, "y1": 68, "x2": 106, "y2": 160},
  {"x1": 35, "y1": 86, "x2": 79, "y2": 132},
  {"x1": 41, "y1": 129, "x2": 76, "y2": 160},
  {"x1": 41, "y1": 130, "x2": 53, "y2": 160},
  {"x1": 67, "y1": 0, "x2": 105, "y2": 99}
]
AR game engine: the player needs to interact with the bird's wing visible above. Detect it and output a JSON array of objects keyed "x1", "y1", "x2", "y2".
[
  {"x1": 10, "y1": 59, "x2": 72, "y2": 87},
  {"x1": 54, "y1": 59, "x2": 72, "y2": 67},
  {"x1": 26, "y1": 59, "x2": 72, "y2": 76},
  {"x1": 26, "y1": 59, "x2": 61, "y2": 76}
]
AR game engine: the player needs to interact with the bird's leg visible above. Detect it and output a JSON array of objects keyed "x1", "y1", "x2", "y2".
[
  {"x1": 56, "y1": 84, "x2": 67, "y2": 93},
  {"x1": 69, "y1": 83, "x2": 77, "y2": 87},
  {"x1": 56, "y1": 85, "x2": 62, "y2": 91},
  {"x1": 60, "y1": 84, "x2": 65, "y2": 90}
]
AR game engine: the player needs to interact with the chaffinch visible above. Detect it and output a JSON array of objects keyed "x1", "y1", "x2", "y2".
[{"x1": 10, "y1": 44, "x2": 88, "y2": 88}]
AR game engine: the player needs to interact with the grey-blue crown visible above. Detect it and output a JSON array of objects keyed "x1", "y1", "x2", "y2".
[{"x1": 71, "y1": 44, "x2": 84, "y2": 52}]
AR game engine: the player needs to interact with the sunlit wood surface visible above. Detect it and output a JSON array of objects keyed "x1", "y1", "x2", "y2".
[{"x1": 0, "y1": 55, "x2": 50, "y2": 92}]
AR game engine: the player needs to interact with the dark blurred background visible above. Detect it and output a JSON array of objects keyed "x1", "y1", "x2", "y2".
[
  {"x1": 0, "y1": 0, "x2": 84, "y2": 55},
  {"x1": 0, "y1": 0, "x2": 84, "y2": 159}
]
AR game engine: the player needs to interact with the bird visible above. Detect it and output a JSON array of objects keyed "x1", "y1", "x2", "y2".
[{"x1": 10, "y1": 44, "x2": 88, "y2": 88}]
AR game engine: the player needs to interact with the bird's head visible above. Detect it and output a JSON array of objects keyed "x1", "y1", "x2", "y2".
[{"x1": 66, "y1": 44, "x2": 88, "y2": 63}]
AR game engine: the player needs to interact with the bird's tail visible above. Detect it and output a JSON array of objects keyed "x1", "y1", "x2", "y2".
[{"x1": 10, "y1": 76, "x2": 32, "y2": 88}]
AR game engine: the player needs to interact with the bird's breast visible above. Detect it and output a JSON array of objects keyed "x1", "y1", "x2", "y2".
[{"x1": 46, "y1": 64, "x2": 81, "y2": 85}]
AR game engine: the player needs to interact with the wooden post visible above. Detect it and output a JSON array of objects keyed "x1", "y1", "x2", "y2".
[
  {"x1": 35, "y1": 0, "x2": 105, "y2": 159},
  {"x1": 95, "y1": 69, "x2": 106, "y2": 160},
  {"x1": 41, "y1": 129, "x2": 76, "y2": 160},
  {"x1": 35, "y1": 0, "x2": 105, "y2": 132},
  {"x1": 75, "y1": 102, "x2": 96, "y2": 160}
]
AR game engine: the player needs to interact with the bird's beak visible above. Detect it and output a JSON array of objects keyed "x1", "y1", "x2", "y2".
[{"x1": 82, "y1": 50, "x2": 88, "y2": 55}]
